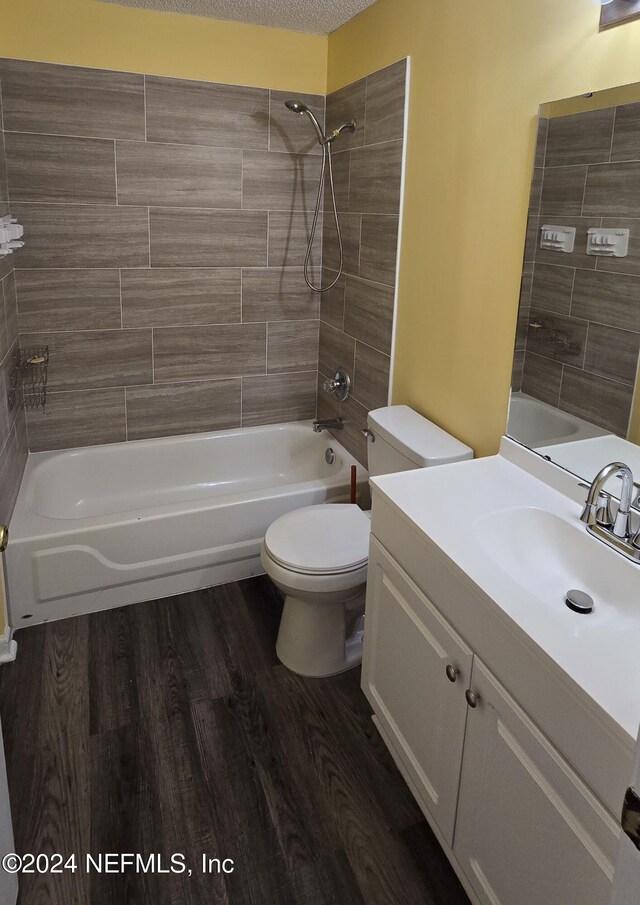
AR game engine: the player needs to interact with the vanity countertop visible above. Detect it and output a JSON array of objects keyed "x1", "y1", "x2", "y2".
[{"x1": 370, "y1": 446, "x2": 640, "y2": 746}]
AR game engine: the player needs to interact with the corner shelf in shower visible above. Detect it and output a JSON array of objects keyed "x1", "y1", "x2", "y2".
[{"x1": 8, "y1": 346, "x2": 49, "y2": 412}]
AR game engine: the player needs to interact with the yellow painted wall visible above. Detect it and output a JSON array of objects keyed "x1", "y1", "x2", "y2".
[
  {"x1": 329, "y1": 0, "x2": 640, "y2": 456},
  {"x1": 0, "y1": 0, "x2": 327, "y2": 93}
]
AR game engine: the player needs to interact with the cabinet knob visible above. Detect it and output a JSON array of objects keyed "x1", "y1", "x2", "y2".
[
  {"x1": 465, "y1": 689, "x2": 481, "y2": 708},
  {"x1": 445, "y1": 664, "x2": 459, "y2": 683}
]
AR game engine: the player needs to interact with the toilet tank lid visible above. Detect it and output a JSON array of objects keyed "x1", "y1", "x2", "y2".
[{"x1": 367, "y1": 405, "x2": 473, "y2": 467}]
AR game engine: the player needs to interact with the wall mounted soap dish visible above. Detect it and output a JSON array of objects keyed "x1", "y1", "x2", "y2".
[{"x1": 8, "y1": 346, "x2": 49, "y2": 412}]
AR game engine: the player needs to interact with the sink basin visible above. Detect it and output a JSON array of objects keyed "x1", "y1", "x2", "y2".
[{"x1": 473, "y1": 507, "x2": 639, "y2": 629}]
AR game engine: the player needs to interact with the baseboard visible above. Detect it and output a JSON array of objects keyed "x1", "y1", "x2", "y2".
[{"x1": 0, "y1": 627, "x2": 17, "y2": 664}]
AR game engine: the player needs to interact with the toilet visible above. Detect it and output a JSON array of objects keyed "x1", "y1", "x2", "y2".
[{"x1": 261, "y1": 405, "x2": 473, "y2": 677}]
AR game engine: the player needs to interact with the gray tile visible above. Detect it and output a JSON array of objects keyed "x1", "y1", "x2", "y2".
[
  {"x1": 0, "y1": 421, "x2": 27, "y2": 523},
  {"x1": 583, "y1": 161, "x2": 640, "y2": 218},
  {"x1": 540, "y1": 165, "x2": 588, "y2": 218},
  {"x1": 611, "y1": 102, "x2": 640, "y2": 162},
  {"x1": 530, "y1": 264, "x2": 574, "y2": 315},
  {"x1": 523, "y1": 168, "x2": 543, "y2": 262},
  {"x1": 337, "y1": 394, "x2": 369, "y2": 465},
  {"x1": 242, "y1": 371, "x2": 316, "y2": 426},
  {"x1": 544, "y1": 108, "x2": 615, "y2": 167},
  {"x1": 322, "y1": 212, "x2": 360, "y2": 276},
  {"x1": 324, "y1": 149, "x2": 350, "y2": 212},
  {"x1": 511, "y1": 350, "x2": 524, "y2": 392},
  {"x1": 242, "y1": 151, "x2": 322, "y2": 211},
  {"x1": 349, "y1": 142, "x2": 403, "y2": 215},
  {"x1": 153, "y1": 323, "x2": 266, "y2": 382},
  {"x1": 116, "y1": 141, "x2": 242, "y2": 208},
  {"x1": 269, "y1": 91, "x2": 324, "y2": 155},
  {"x1": 11, "y1": 203, "x2": 149, "y2": 269},
  {"x1": 598, "y1": 218, "x2": 640, "y2": 277},
  {"x1": 0, "y1": 122, "x2": 8, "y2": 216},
  {"x1": 521, "y1": 352, "x2": 562, "y2": 407},
  {"x1": 26, "y1": 388, "x2": 126, "y2": 451},
  {"x1": 267, "y1": 321, "x2": 319, "y2": 373},
  {"x1": 149, "y1": 208, "x2": 267, "y2": 267},
  {"x1": 0, "y1": 279, "x2": 8, "y2": 375},
  {"x1": 241, "y1": 267, "x2": 319, "y2": 322},
  {"x1": 364, "y1": 60, "x2": 406, "y2": 146},
  {"x1": 16, "y1": 269, "x2": 122, "y2": 332},
  {"x1": 0, "y1": 59, "x2": 145, "y2": 139},
  {"x1": 319, "y1": 270, "x2": 346, "y2": 330},
  {"x1": 353, "y1": 342, "x2": 390, "y2": 410},
  {"x1": 121, "y1": 268, "x2": 241, "y2": 328},
  {"x1": 20, "y1": 329, "x2": 153, "y2": 390},
  {"x1": 0, "y1": 340, "x2": 18, "y2": 447},
  {"x1": 583, "y1": 322, "x2": 640, "y2": 386},
  {"x1": 571, "y1": 269, "x2": 640, "y2": 332},
  {"x1": 125, "y1": 378, "x2": 241, "y2": 440},
  {"x1": 344, "y1": 276, "x2": 394, "y2": 354},
  {"x1": 145, "y1": 76, "x2": 269, "y2": 150},
  {"x1": 515, "y1": 302, "x2": 530, "y2": 353},
  {"x1": 268, "y1": 211, "x2": 322, "y2": 268},
  {"x1": 559, "y1": 366, "x2": 633, "y2": 436},
  {"x1": 535, "y1": 216, "x2": 599, "y2": 269},
  {"x1": 534, "y1": 118, "x2": 549, "y2": 169},
  {"x1": 526, "y1": 310, "x2": 587, "y2": 367},
  {"x1": 326, "y1": 79, "x2": 366, "y2": 151},
  {"x1": 5, "y1": 133, "x2": 116, "y2": 205},
  {"x1": 359, "y1": 215, "x2": 398, "y2": 286},
  {"x1": 3, "y1": 270, "x2": 17, "y2": 349},
  {"x1": 318, "y1": 321, "x2": 355, "y2": 379}
]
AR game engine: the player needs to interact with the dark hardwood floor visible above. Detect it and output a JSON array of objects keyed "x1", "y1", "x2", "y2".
[{"x1": 0, "y1": 578, "x2": 470, "y2": 905}]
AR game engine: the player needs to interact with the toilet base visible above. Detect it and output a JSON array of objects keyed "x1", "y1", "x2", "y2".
[{"x1": 276, "y1": 591, "x2": 365, "y2": 678}]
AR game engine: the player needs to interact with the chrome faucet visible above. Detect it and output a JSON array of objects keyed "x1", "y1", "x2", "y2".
[
  {"x1": 580, "y1": 461, "x2": 640, "y2": 561},
  {"x1": 313, "y1": 418, "x2": 343, "y2": 433}
]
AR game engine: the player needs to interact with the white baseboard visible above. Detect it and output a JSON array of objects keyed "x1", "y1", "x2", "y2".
[{"x1": 0, "y1": 627, "x2": 17, "y2": 664}]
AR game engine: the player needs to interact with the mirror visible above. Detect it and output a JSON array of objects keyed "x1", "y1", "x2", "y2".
[{"x1": 507, "y1": 82, "x2": 640, "y2": 491}]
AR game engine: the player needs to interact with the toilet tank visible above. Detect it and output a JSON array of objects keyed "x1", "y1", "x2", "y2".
[{"x1": 367, "y1": 405, "x2": 473, "y2": 476}]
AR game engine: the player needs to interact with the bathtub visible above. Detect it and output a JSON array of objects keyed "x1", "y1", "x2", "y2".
[
  {"x1": 507, "y1": 392, "x2": 608, "y2": 449},
  {"x1": 5, "y1": 422, "x2": 367, "y2": 627}
]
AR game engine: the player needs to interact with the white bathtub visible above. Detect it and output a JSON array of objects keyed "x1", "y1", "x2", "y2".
[
  {"x1": 507, "y1": 392, "x2": 608, "y2": 448},
  {"x1": 6, "y1": 422, "x2": 367, "y2": 627}
]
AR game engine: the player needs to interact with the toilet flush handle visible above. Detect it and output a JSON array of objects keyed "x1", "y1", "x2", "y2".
[{"x1": 360, "y1": 428, "x2": 375, "y2": 443}]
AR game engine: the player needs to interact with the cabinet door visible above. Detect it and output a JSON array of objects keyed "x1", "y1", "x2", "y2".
[
  {"x1": 362, "y1": 538, "x2": 473, "y2": 845},
  {"x1": 454, "y1": 658, "x2": 619, "y2": 905}
]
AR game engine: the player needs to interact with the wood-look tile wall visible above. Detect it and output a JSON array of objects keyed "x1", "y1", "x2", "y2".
[
  {"x1": 0, "y1": 83, "x2": 28, "y2": 523},
  {"x1": 0, "y1": 58, "x2": 323, "y2": 451},
  {"x1": 516, "y1": 104, "x2": 640, "y2": 437},
  {"x1": 318, "y1": 59, "x2": 406, "y2": 464}
]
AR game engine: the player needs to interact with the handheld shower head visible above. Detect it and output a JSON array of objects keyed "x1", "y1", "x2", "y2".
[
  {"x1": 283, "y1": 99, "x2": 324, "y2": 144},
  {"x1": 284, "y1": 100, "x2": 308, "y2": 114}
]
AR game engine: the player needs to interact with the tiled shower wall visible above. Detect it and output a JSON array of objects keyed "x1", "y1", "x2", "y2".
[
  {"x1": 0, "y1": 58, "x2": 325, "y2": 451},
  {"x1": 514, "y1": 103, "x2": 640, "y2": 436},
  {"x1": 0, "y1": 85, "x2": 27, "y2": 524},
  {"x1": 317, "y1": 60, "x2": 406, "y2": 464}
]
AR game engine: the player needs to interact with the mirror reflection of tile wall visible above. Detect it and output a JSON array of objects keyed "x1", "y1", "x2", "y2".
[{"x1": 512, "y1": 93, "x2": 640, "y2": 438}]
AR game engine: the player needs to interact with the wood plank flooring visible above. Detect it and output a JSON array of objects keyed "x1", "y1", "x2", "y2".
[{"x1": 0, "y1": 578, "x2": 470, "y2": 905}]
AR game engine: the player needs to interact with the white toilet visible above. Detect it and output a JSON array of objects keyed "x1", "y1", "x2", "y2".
[{"x1": 261, "y1": 405, "x2": 473, "y2": 677}]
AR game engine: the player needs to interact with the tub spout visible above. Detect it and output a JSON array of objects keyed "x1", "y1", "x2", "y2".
[{"x1": 313, "y1": 418, "x2": 343, "y2": 432}]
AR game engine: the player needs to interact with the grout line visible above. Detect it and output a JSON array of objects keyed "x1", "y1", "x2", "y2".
[
  {"x1": 113, "y1": 139, "x2": 119, "y2": 205},
  {"x1": 123, "y1": 385, "x2": 128, "y2": 441},
  {"x1": 147, "y1": 207, "x2": 151, "y2": 267},
  {"x1": 151, "y1": 327, "x2": 155, "y2": 384},
  {"x1": 265, "y1": 322, "x2": 269, "y2": 374},
  {"x1": 118, "y1": 268, "x2": 123, "y2": 328},
  {"x1": 143, "y1": 74, "x2": 148, "y2": 142},
  {"x1": 608, "y1": 106, "x2": 617, "y2": 163},
  {"x1": 568, "y1": 267, "x2": 577, "y2": 316}
]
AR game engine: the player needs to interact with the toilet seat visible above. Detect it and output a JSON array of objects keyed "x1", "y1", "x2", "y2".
[{"x1": 264, "y1": 504, "x2": 370, "y2": 576}]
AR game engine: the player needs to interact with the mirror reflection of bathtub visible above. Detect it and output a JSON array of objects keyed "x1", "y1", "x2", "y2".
[{"x1": 507, "y1": 392, "x2": 609, "y2": 449}]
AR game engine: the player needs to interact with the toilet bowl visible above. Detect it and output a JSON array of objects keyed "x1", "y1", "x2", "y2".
[{"x1": 262, "y1": 406, "x2": 473, "y2": 677}]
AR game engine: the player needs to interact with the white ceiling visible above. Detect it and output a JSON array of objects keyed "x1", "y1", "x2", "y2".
[{"x1": 100, "y1": 0, "x2": 378, "y2": 34}]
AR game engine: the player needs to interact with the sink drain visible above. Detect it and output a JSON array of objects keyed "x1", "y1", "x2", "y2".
[{"x1": 565, "y1": 589, "x2": 594, "y2": 615}]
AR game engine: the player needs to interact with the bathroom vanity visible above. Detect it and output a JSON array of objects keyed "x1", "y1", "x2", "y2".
[{"x1": 362, "y1": 439, "x2": 636, "y2": 905}]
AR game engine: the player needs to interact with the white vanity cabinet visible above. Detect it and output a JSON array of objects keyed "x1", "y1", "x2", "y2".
[
  {"x1": 363, "y1": 536, "x2": 620, "y2": 905},
  {"x1": 362, "y1": 537, "x2": 473, "y2": 845},
  {"x1": 454, "y1": 658, "x2": 618, "y2": 905}
]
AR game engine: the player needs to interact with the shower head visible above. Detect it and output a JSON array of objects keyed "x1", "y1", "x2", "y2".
[
  {"x1": 284, "y1": 100, "x2": 308, "y2": 114},
  {"x1": 283, "y1": 99, "x2": 324, "y2": 144}
]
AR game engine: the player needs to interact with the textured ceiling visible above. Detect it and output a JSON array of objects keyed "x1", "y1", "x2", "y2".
[{"x1": 100, "y1": 0, "x2": 378, "y2": 34}]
